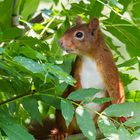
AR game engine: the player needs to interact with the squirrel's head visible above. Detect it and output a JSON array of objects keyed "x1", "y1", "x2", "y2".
[{"x1": 60, "y1": 16, "x2": 100, "y2": 55}]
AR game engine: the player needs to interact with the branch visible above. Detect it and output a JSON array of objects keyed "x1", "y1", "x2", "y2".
[{"x1": 0, "y1": 92, "x2": 33, "y2": 106}]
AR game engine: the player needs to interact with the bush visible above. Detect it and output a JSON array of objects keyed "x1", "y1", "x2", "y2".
[{"x1": 0, "y1": 0, "x2": 140, "y2": 139}]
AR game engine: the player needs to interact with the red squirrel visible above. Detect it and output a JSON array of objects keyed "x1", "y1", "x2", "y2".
[
  {"x1": 29, "y1": 17, "x2": 125, "y2": 140},
  {"x1": 51, "y1": 17, "x2": 125, "y2": 139}
]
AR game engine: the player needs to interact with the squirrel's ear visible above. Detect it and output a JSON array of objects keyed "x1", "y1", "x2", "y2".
[
  {"x1": 89, "y1": 18, "x2": 99, "y2": 30},
  {"x1": 75, "y1": 16, "x2": 82, "y2": 25}
]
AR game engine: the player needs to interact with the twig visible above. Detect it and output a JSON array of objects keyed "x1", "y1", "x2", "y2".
[{"x1": 0, "y1": 92, "x2": 32, "y2": 106}]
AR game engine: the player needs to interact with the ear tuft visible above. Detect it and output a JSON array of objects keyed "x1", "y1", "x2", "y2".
[
  {"x1": 75, "y1": 16, "x2": 82, "y2": 25},
  {"x1": 89, "y1": 18, "x2": 99, "y2": 30}
]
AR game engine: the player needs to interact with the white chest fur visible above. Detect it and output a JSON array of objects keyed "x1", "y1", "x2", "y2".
[
  {"x1": 80, "y1": 56, "x2": 106, "y2": 117},
  {"x1": 80, "y1": 56, "x2": 105, "y2": 89}
]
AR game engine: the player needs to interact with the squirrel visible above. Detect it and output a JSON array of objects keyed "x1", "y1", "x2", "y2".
[
  {"x1": 51, "y1": 16, "x2": 125, "y2": 139},
  {"x1": 29, "y1": 17, "x2": 125, "y2": 140},
  {"x1": 60, "y1": 16, "x2": 125, "y2": 104}
]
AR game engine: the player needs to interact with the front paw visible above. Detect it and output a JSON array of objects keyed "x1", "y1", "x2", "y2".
[
  {"x1": 119, "y1": 117, "x2": 127, "y2": 123},
  {"x1": 49, "y1": 128, "x2": 68, "y2": 140}
]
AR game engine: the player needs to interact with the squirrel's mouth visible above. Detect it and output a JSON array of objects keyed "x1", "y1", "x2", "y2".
[
  {"x1": 60, "y1": 44, "x2": 75, "y2": 53},
  {"x1": 59, "y1": 39, "x2": 76, "y2": 53},
  {"x1": 65, "y1": 48, "x2": 75, "y2": 53}
]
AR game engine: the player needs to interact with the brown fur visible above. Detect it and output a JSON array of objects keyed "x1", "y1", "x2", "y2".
[
  {"x1": 56, "y1": 17, "x2": 125, "y2": 137},
  {"x1": 60, "y1": 18, "x2": 125, "y2": 103}
]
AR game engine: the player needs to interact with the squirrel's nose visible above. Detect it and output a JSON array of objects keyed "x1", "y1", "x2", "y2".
[
  {"x1": 59, "y1": 38, "x2": 64, "y2": 47},
  {"x1": 60, "y1": 41, "x2": 63, "y2": 46}
]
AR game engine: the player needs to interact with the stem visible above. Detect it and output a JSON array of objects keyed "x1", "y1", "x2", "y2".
[
  {"x1": 104, "y1": 23, "x2": 140, "y2": 27},
  {"x1": 0, "y1": 92, "x2": 125, "y2": 127},
  {"x1": 36, "y1": 93, "x2": 123, "y2": 126},
  {"x1": 40, "y1": 15, "x2": 57, "y2": 37},
  {"x1": 0, "y1": 93, "x2": 32, "y2": 106}
]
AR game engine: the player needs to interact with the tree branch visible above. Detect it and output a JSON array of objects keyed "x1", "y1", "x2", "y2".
[{"x1": 0, "y1": 92, "x2": 33, "y2": 106}]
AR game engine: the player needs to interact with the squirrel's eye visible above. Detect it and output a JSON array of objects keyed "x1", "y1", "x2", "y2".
[{"x1": 74, "y1": 31, "x2": 84, "y2": 40}]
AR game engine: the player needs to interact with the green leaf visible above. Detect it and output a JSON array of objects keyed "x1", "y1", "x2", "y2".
[
  {"x1": 126, "y1": 90, "x2": 140, "y2": 102},
  {"x1": 103, "y1": 29, "x2": 125, "y2": 59},
  {"x1": 13, "y1": 56, "x2": 45, "y2": 73},
  {"x1": 0, "y1": 60, "x2": 21, "y2": 78},
  {"x1": 89, "y1": 1, "x2": 103, "y2": 17},
  {"x1": 0, "y1": 78, "x2": 16, "y2": 94},
  {"x1": 61, "y1": 54, "x2": 75, "y2": 74},
  {"x1": 118, "y1": 126, "x2": 131, "y2": 140},
  {"x1": 104, "y1": 12, "x2": 140, "y2": 57},
  {"x1": 2, "y1": 27, "x2": 23, "y2": 40},
  {"x1": 98, "y1": 117, "x2": 131, "y2": 139},
  {"x1": 69, "y1": 1, "x2": 89, "y2": 16},
  {"x1": 93, "y1": 97, "x2": 112, "y2": 104},
  {"x1": 61, "y1": 100, "x2": 74, "y2": 127},
  {"x1": 119, "y1": 0, "x2": 131, "y2": 13},
  {"x1": 0, "y1": 110, "x2": 35, "y2": 140},
  {"x1": 32, "y1": 23, "x2": 44, "y2": 31},
  {"x1": 124, "y1": 116, "x2": 140, "y2": 127},
  {"x1": 56, "y1": 16, "x2": 70, "y2": 38},
  {"x1": 0, "y1": 47, "x2": 4, "y2": 54},
  {"x1": 67, "y1": 88, "x2": 101, "y2": 101},
  {"x1": 2, "y1": 124, "x2": 35, "y2": 140},
  {"x1": 104, "y1": 102, "x2": 140, "y2": 117},
  {"x1": 120, "y1": 73, "x2": 137, "y2": 86},
  {"x1": 13, "y1": 56, "x2": 46, "y2": 81},
  {"x1": 132, "y1": 128, "x2": 140, "y2": 140},
  {"x1": 19, "y1": 46, "x2": 47, "y2": 61},
  {"x1": 76, "y1": 106, "x2": 96, "y2": 140},
  {"x1": 12, "y1": 0, "x2": 22, "y2": 16},
  {"x1": 22, "y1": 97, "x2": 42, "y2": 124},
  {"x1": 98, "y1": 115, "x2": 118, "y2": 138},
  {"x1": 18, "y1": 36, "x2": 49, "y2": 54},
  {"x1": 21, "y1": 0, "x2": 40, "y2": 20},
  {"x1": 48, "y1": 64, "x2": 75, "y2": 85},
  {"x1": 51, "y1": 36, "x2": 63, "y2": 58},
  {"x1": 54, "y1": 0, "x2": 59, "y2": 5},
  {"x1": 118, "y1": 57, "x2": 139, "y2": 67},
  {"x1": 129, "y1": 0, "x2": 140, "y2": 24},
  {"x1": 40, "y1": 95, "x2": 61, "y2": 109},
  {"x1": 14, "y1": 56, "x2": 75, "y2": 85},
  {"x1": 0, "y1": 0, "x2": 14, "y2": 29}
]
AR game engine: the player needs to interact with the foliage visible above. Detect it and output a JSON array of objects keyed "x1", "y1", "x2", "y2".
[{"x1": 0, "y1": 0, "x2": 140, "y2": 140}]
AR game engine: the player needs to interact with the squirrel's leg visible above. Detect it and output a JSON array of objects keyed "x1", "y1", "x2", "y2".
[{"x1": 50, "y1": 110, "x2": 80, "y2": 140}]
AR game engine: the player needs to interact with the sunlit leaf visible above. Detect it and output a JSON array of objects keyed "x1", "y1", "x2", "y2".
[
  {"x1": 93, "y1": 97, "x2": 112, "y2": 104},
  {"x1": 40, "y1": 94, "x2": 61, "y2": 109},
  {"x1": 13, "y1": 56, "x2": 45, "y2": 73},
  {"x1": 48, "y1": 64, "x2": 75, "y2": 85},
  {"x1": 120, "y1": 73, "x2": 137, "y2": 86},
  {"x1": 126, "y1": 90, "x2": 140, "y2": 102},
  {"x1": 118, "y1": 126, "x2": 131, "y2": 140},
  {"x1": 124, "y1": 116, "x2": 140, "y2": 127},
  {"x1": 0, "y1": 0, "x2": 14, "y2": 29},
  {"x1": 2, "y1": 27, "x2": 23, "y2": 40},
  {"x1": 22, "y1": 97, "x2": 42, "y2": 124},
  {"x1": 0, "y1": 110, "x2": 35, "y2": 140},
  {"x1": 132, "y1": 128, "x2": 140, "y2": 140},
  {"x1": 21, "y1": 0, "x2": 40, "y2": 20},
  {"x1": 76, "y1": 106, "x2": 96, "y2": 140},
  {"x1": 98, "y1": 115, "x2": 118, "y2": 138},
  {"x1": 61, "y1": 100, "x2": 74, "y2": 127},
  {"x1": 104, "y1": 12, "x2": 140, "y2": 57},
  {"x1": 67, "y1": 88, "x2": 101, "y2": 101},
  {"x1": 128, "y1": 0, "x2": 140, "y2": 24},
  {"x1": 19, "y1": 46, "x2": 47, "y2": 61},
  {"x1": 118, "y1": 57, "x2": 139, "y2": 67},
  {"x1": 104, "y1": 102, "x2": 140, "y2": 117}
]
